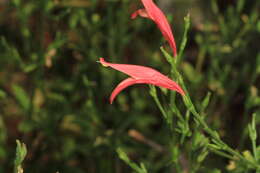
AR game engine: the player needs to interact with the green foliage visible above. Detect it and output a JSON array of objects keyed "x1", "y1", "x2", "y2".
[
  {"x1": 0, "y1": 0, "x2": 259, "y2": 172},
  {"x1": 12, "y1": 85, "x2": 30, "y2": 111},
  {"x1": 14, "y1": 140, "x2": 27, "y2": 173},
  {"x1": 117, "y1": 148, "x2": 148, "y2": 173}
]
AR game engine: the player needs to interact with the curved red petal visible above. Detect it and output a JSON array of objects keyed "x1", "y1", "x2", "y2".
[
  {"x1": 110, "y1": 77, "x2": 184, "y2": 104},
  {"x1": 153, "y1": 79, "x2": 185, "y2": 96},
  {"x1": 137, "y1": 0, "x2": 177, "y2": 57},
  {"x1": 110, "y1": 78, "x2": 148, "y2": 104},
  {"x1": 99, "y1": 57, "x2": 158, "y2": 79},
  {"x1": 131, "y1": 9, "x2": 151, "y2": 19},
  {"x1": 99, "y1": 58, "x2": 185, "y2": 103}
]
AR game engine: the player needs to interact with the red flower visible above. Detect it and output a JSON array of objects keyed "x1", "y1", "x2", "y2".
[
  {"x1": 131, "y1": 0, "x2": 177, "y2": 57},
  {"x1": 99, "y1": 58, "x2": 184, "y2": 104}
]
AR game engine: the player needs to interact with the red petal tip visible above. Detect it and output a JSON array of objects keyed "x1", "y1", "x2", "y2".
[
  {"x1": 131, "y1": 11, "x2": 138, "y2": 19},
  {"x1": 99, "y1": 57, "x2": 109, "y2": 67},
  {"x1": 131, "y1": 9, "x2": 150, "y2": 19}
]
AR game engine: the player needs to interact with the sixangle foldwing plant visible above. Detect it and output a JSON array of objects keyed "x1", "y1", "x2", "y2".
[{"x1": 99, "y1": 58, "x2": 184, "y2": 104}]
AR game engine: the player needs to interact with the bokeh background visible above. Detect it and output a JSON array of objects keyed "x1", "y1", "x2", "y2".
[{"x1": 0, "y1": 0, "x2": 259, "y2": 172}]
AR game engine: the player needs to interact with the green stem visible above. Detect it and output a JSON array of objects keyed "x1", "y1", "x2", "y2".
[
  {"x1": 167, "y1": 64, "x2": 259, "y2": 168},
  {"x1": 177, "y1": 13, "x2": 191, "y2": 65},
  {"x1": 195, "y1": 46, "x2": 206, "y2": 72},
  {"x1": 150, "y1": 86, "x2": 169, "y2": 124},
  {"x1": 252, "y1": 139, "x2": 258, "y2": 162},
  {"x1": 184, "y1": 95, "x2": 259, "y2": 169},
  {"x1": 209, "y1": 148, "x2": 234, "y2": 160},
  {"x1": 174, "y1": 162, "x2": 182, "y2": 173}
]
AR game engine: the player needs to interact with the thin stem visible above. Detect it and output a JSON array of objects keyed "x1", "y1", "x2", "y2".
[
  {"x1": 184, "y1": 95, "x2": 259, "y2": 169},
  {"x1": 209, "y1": 149, "x2": 234, "y2": 160},
  {"x1": 252, "y1": 140, "x2": 258, "y2": 162},
  {"x1": 177, "y1": 13, "x2": 191, "y2": 65},
  {"x1": 174, "y1": 162, "x2": 182, "y2": 173},
  {"x1": 154, "y1": 94, "x2": 168, "y2": 120},
  {"x1": 149, "y1": 86, "x2": 168, "y2": 123},
  {"x1": 250, "y1": 114, "x2": 258, "y2": 162},
  {"x1": 166, "y1": 63, "x2": 260, "y2": 169}
]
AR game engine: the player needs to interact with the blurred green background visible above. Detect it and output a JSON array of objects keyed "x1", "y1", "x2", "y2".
[{"x1": 0, "y1": 0, "x2": 259, "y2": 172}]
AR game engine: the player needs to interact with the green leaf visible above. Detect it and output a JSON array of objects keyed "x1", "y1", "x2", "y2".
[
  {"x1": 249, "y1": 114, "x2": 257, "y2": 141},
  {"x1": 14, "y1": 140, "x2": 27, "y2": 173},
  {"x1": 171, "y1": 146, "x2": 179, "y2": 163},
  {"x1": 197, "y1": 150, "x2": 209, "y2": 163},
  {"x1": 177, "y1": 13, "x2": 191, "y2": 64},
  {"x1": 192, "y1": 132, "x2": 208, "y2": 149},
  {"x1": 0, "y1": 90, "x2": 7, "y2": 99},
  {"x1": 48, "y1": 32, "x2": 67, "y2": 50},
  {"x1": 201, "y1": 92, "x2": 212, "y2": 112},
  {"x1": 22, "y1": 64, "x2": 37, "y2": 73},
  {"x1": 210, "y1": 169, "x2": 222, "y2": 173},
  {"x1": 211, "y1": 0, "x2": 219, "y2": 14},
  {"x1": 248, "y1": 113, "x2": 258, "y2": 162},
  {"x1": 0, "y1": 37, "x2": 22, "y2": 64},
  {"x1": 182, "y1": 62, "x2": 202, "y2": 84},
  {"x1": 257, "y1": 20, "x2": 260, "y2": 32},
  {"x1": 160, "y1": 46, "x2": 174, "y2": 66},
  {"x1": 12, "y1": 85, "x2": 30, "y2": 111},
  {"x1": 12, "y1": 0, "x2": 21, "y2": 6},
  {"x1": 117, "y1": 148, "x2": 148, "y2": 173},
  {"x1": 236, "y1": 0, "x2": 245, "y2": 13},
  {"x1": 256, "y1": 54, "x2": 260, "y2": 74}
]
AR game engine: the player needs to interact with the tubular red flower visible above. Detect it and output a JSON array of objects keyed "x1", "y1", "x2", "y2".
[
  {"x1": 131, "y1": 0, "x2": 177, "y2": 57},
  {"x1": 99, "y1": 58, "x2": 184, "y2": 104}
]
